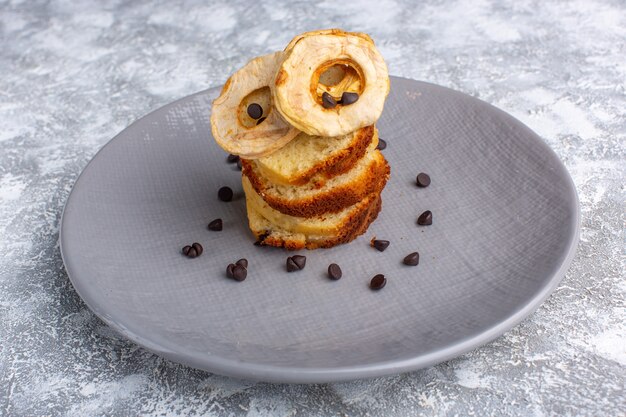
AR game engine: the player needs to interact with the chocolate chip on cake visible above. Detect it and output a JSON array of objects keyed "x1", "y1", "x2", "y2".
[
  {"x1": 327, "y1": 263, "x2": 342, "y2": 280},
  {"x1": 417, "y1": 210, "x2": 432, "y2": 225},
  {"x1": 247, "y1": 103, "x2": 263, "y2": 120},
  {"x1": 236, "y1": 158, "x2": 242, "y2": 170},
  {"x1": 403, "y1": 252, "x2": 420, "y2": 266},
  {"x1": 208, "y1": 218, "x2": 223, "y2": 231},
  {"x1": 227, "y1": 154, "x2": 240, "y2": 164},
  {"x1": 322, "y1": 92, "x2": 337, "y2": 109},
  {"x1": 256, "y1": 117, "x2": 266, "y2": 125},
  {"x1": 376, "y1": 138, "x2": 387, "y2": 150},
  {"x1": 370, "y1": 274, "x2": 387, "y2": 290},
  {"x1": 416, "y1": 173, "x2": 431, "y2": 187},
  {"x1": 340, "y1": 92, "x2": 359, "y2": 105},
  {"x1": 218, "y1": 186, "x2": 233, "y2": 202},
  {"x1": 254, "y1": 231, "x2": 270, "y2": 246}
]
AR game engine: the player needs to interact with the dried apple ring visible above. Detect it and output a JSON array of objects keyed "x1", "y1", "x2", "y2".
[
  {"x1": 273, "y1": 30, "x2": 389, "y2": 137},
  {"x1": 284, "y1": 28, "x2": 374, "y2": 52},
  {"x1": 211, "y1": 52, "x2": 299, "y2": 159}
]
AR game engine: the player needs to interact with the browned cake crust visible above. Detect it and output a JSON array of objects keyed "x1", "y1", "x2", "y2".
[
  {"x1": 243, "y1": 151, "x2": 389, "y2": 217},
  {"x1": 241, "y1": 124, "x2": 375, "y2": 186},
  {"x1": 314, "y1": 125, "x2": 376, "y2": 183},
  {"x1": 252, "y1": 193, "x2": 383, "y2": 250}
]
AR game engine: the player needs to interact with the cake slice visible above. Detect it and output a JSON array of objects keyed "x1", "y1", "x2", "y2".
[
  {"x1": 247, "y1": 125, "x2": 376, "y2": 186},
  {"x1": 243, "y1": 176, "x2": 380, "y2": 235},
  {"x1": 246, "y1": 192, "x2": 382, "y2": 250},
  {"x1": 242, "y1": 143, "x2": 389, "y2": 217}
]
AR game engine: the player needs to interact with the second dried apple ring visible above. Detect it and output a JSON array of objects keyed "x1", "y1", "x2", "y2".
[{"x1": 273, "y1": 31, "x2": 389, "y2": 137}]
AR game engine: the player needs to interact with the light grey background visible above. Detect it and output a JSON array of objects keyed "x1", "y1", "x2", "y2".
[{"x1": 0, "y1": 0, "x2": 624, "y2": 416}]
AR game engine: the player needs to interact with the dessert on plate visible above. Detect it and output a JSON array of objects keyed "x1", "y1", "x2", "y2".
[{"x1": 210, "y1": 29, "x2": 390, "y2": 249}]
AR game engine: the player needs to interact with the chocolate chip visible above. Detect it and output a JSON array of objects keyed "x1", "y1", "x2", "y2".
[
  {"x1": 226, "y1": 263, "x2": 235, "y2": 278},
  {"x1": 322, "y1": 92, "x2": 337, "y2": 109},
  {"x1": 247, "y1": 103, "x2": 263, "y2": 119},
  {"x1": 403, "y1": 252, "x2": 420, "y2": 266},
  {"x1": 286, "y1": 255, "x2": 306, "y2": 272},
  {"x1": 370, "y1": 274, "x2": 386, "y2": 290},
  {"x1": 340, "y1": 92, "x2": 359, "y2": 105},
  {"x1": 286, "y1": 257, "x2": 299, "y2": 272},
  {"x1": 208, "y1": 218, "x2": 222, "y2": 231},
  {"x1": 256, "y1": 117, "x2": 266, "y2": 125},
  {"x1": 218, "y1": 186, "x2": 233, "y2": 202},
  {"x1": 182, "y1": 245, "x2": 194, "y2": 257},
  {"x1": 232, "y1": 264, "x2": 247, "y2": 281},
  {"x1": 416, "y1": 173, "x2": 431, "y2": 187},
  {"x1": 417, "y1": 210, "x2": 432, "y2": 225},
  {"x1": 328, "y1": 263, "x2": 342, "y2": 280},
  {"x1": 254, "y1": 231, "x2": 270, "y2": 246},
  {"x1": 182, "y1": 243, "x2": 202, "y2": 258},
  {"x1": 236, "y1": 258, "x2": 248, "y2": 268},
  {"x1": 376, "y1": 138, "x2": 387, "y2": 150},
  {"x1": 227, "y1": 154, "x2": 240, "y2": 163},
  {"x1": 291, "y1": 255, "x2": 306, "y2": 270},
  {"x1": 192, "y1": 242, "x2": 203, "y2": 256},
  {"x1": 236, "y1": 158, "x2": 242, "y2": 170},
  {"x1": 371, "y1": 239, "x2": 390, "y2": 252}
]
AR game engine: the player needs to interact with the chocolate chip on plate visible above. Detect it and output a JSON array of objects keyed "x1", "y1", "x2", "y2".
[
  {"x1": 291, "y1": 255, "x2": 306, "y2": 270},
  {"x1": 218, "y1": 186, "x2": 233, "y2": 202},
  {"x1": 371, "y1": 239, "x2": 390, "y2": 252},
  {"x1": 370, "y1": 274, "x2": 387, "y2": 290},
  {"x1": 376, "y1": 138, "x2": 387, "y2": 151},
  {"x1": 236, "y1": 258, "x2": 248, "y2": 268},
  {"x1": 327, "y1": 263, "x2": 342, "y2": 280},
  {"x1": 417, "y1": 210, "x2": 432, "y2": 225},
  {"x1": 403, "y1": 252, "x2": 420, "y2": 266},
  {"x1": 247, "y1": 103, "x2": 263, "y2": 119},
  {"x1": 182, "y1": 242, "x2": 203, "y2": 258},
  {"x1": 340, "y1": 92, "x2": 359, "y2": 105},
  {"x1": 416, "y1": 172, "x2": 431, "y2": 187},
  {"x1": 227, "y1": 154, "x2": 240, "y2": 163},
  {"x1": 232, "y1": 264, "x2": 247, "y2": 281},
  {"x1": 286, "y1": 257, "x2": 299, "y2": 272},
  {"x1": 322, "y1": 92, "x2": 337, "y2": 109},
  {"x1": 256, "y1": 117, "x2": 266, "y2": 125},
  {"x1": 182, "y1": 245, "x2": 194, "y2": 257},
  {"x1": 226, "y1": 263, "x2": 235, "y2": 278},
  {"x1": 286, "y1": 255, "x2": 306, "y2": 272},
  {"x1": 208, "y1": 218, "x2": 223, "y2": 231}
]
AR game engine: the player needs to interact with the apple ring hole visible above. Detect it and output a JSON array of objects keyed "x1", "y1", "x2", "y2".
[
  {"x1": 312, "y1": 60, "x2": 364, "y2": 107},
  {"x1": 238, "y1": 86, "x2": 271, "y2": 128}
]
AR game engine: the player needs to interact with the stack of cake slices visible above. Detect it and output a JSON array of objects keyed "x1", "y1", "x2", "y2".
[
  {"x1": 241, "y1": 125, "x2": 389, "y2": 250},
  {"x1": 210, "y1": 29, "x2": 391, "y2": 250}
]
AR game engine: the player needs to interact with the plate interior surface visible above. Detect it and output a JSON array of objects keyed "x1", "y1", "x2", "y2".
[{"x1": 60, "y1": 77, "x2": 579, "y2": 383}]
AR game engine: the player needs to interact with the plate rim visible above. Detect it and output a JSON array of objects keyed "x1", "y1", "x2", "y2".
[{"x1": 60, "y1": 76, "x2": 580, "y2": 383}]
